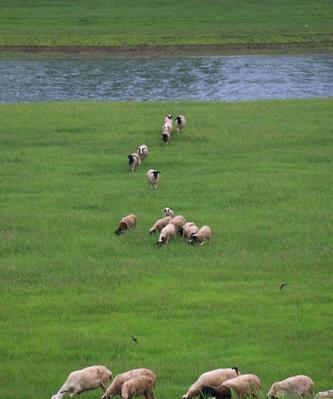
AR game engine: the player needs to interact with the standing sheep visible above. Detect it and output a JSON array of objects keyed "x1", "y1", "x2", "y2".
[
  {"x1": 101, "y1": 368, "x2": 156, "y2": 399},
  {"x1": 161, "y1": 129, "x2": 171, "y2": 144},
  {"x1": 179, "y1": 222, "x2": 199, "y2": 240},
  {"x1": 169, "y1": 215, "x2": 186, "y2": 233},
  {"x1": 128, "y1": 153, "x2": 141, "y2": 172},
  {"x1": 316, "y1": 391, "x2": 333, "y2": 399},
  {"x1": 218, "y1": 374, "x2": 261, "y2": 399},
  {"x1": 182, "y1": 367, "x2": 241, "y2": 399},
  {"x1": 121, "y1": 375, "x2": 155, "y2": 399},
  {"x1": 163, "y1": 114, "x2": 173, "y2": 132},
  {"x1": 51, "y1": 365, "x2": 112, "y2": 399},
  {"x1": 136, "y1": 145, "x2": 149, "y2": 161},
  {"x1": 149, "y1": 216, "x2": 173, "y2": 234},
  {"x1": 147, "y1": 169, "x2": 160, "y2": 189},
  {"x1": 189, "y1": 225, "x2": 212, "y2": 245},
  {"x1": 267, "y1": 375, "x2": 315, "y2": 399},
  {"x1": 175, "y1": 115, "x2": 186, "y2": 132},
  {"x1": 162, "y1": 207, "x2": 174, "y2": 217},
  {"x1": 156, "y1": 223, "x2": 176, "y2": 245},
  {"x1": 114, "y1": 214, "x2": 137, "y2": 235}
]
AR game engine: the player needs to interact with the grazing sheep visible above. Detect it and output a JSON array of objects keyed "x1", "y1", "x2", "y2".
[
  {"x1": 101, "y1": 369, "x2": 156, "y2": 399},
  {"x1": 169, "y1": 215, "x2": 186, "y2": 233},
  {"x1": 147, "y1": 169, "x2": 160, "y2": 189},
  {"x1": 114, "y1": 214, "x2": 137, "y2": 235},
  {"x1": 161, "y1": 129, "x2": 171, "y2": 144},
  {"x1": 156, "y1": 223, "x2": 176, "y2": 245},
  {"x1": 182, "y1": 367, "x2": 241, "y2": 399},
  {"x1": 189, "y1": 225, "x2": 212, "y2": 245},
  {"x1": 267, "y1": 375, "x2": 314, "y2": 399},
  {"x1": 51, "y1": 365, "x2": 112, "y2": 399},
  {"x1": 179, "y1": 222, "x2": 199, "y2": 240},
  {"x1": 219, "y1": 374, "x2": 261, "y2": 399},
  {"x1": 121, "y1": 375, "x2": 155, "y2": 399},
  {"x1": 316, "y1": 391, "x2": 333, "y2": 399},
  {"x1": 162, "y1": 207, "x2": 174, "y2": 217},
  {"x1": 128, "y1": 153, "x2": 141, "y2": 172},
  {"x1": 149, "y1": 216, "x2": 172, "y2": 234},
  {"x1": 175, "y1": 115, "x2": 186, "y2": 132},
  {"x1": 136, "y1": 145, "x2": 148, "y2": 161}
]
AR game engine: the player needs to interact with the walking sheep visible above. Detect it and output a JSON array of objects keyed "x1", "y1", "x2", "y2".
[
  {"x1": 182, "y1": 367, "x2": 240, "y2": 399},
  {"x1": 128, "y1": 153, "x2": 141, "y2": 172},
  {"x1": 156, "y1": 223, "x2": 176, "y2": 246},
  {"x1": 163, "y1": 114, "x2": 173, "y2": 132},
  {"x1": 136, "y1": 145, "x2": 148, "y2": 161},
  {"x1": 149, "y1": 216, "x2": 172, "y2": 234},
  {"x1": 147, "y1": 169, "x2": 160, "y2": 189},
  {"x1": 101, "y1": 368, "x2": 156, "y2": 399},
  {"x1": 267, "y1": 375, "x2": 314, "y2": 399},
  {"x1": 175, "y1": 115, "x2": 186, "y2": 132},
  {"x1": 316, "y1": 391, "x2": 333, "y2": 399},
  {"x1": 114, "y1": 214, "x2": 137, "y2": 235},
  {"x1": 189, "y1": 225, "x2": 212, "y2": 245},
  {"x1": 161, "y1": 129, "x2": 171, "y2": 144},
  {"x1": 121, "y1": 375, "x2": 155, "y2": 399},
  {"x1": 51, "y1": 365, "x2": 112, "y2": 399}
]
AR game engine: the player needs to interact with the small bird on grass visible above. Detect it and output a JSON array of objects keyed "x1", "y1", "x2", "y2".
[
  {"x1": 131, "y1": 335, "x2": 138, "y2": 344},
  {"x1": 280, "y1": 283, "x2": 289, "y2": 290}
]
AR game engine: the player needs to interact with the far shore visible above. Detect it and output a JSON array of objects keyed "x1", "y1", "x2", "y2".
[{"x1": 1, "y1": 43, "x2": 333, "y2": 59}]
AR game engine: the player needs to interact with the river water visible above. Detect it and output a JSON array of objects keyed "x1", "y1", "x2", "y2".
[{"x1": 0, "y1": 54, "x2": 332, "y2": 102}]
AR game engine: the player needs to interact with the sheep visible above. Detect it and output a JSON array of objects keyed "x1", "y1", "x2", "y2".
[
  {"x1": 316, "y1": 391, "x2": 333, "y2": 399},
  {"x1": 169, "y1": 215, "x2": 186, "y2": 233},
  {"x1": 156, "y1": 223, "x2": 176, "y2": 245},
  {"x1": 267, "y1": 375, "x2": 315, "y2": 399},
  {"x1": 114, "y1": 214, "x2": 137, "y2": 235},
  {"x1": 149, "y1": 216, "x2": 172, "y2": 234},
  {"x1": 51, "y1": 365, "x2": 112, "y2": 399},
  {"x1": 101, "y1": 368, "x2": 156, "y2": 399},
  {"x1": 218, "y1": 374, "x2": 261, "y2": 399},
  {"x1": 161, "y1": 129, "x2": 171, "y2": 144},
  {"x1": 121, "y1": 375, "x2": 155, "y2": 399},
  {"x1": 189, "y1": 225, "x2": 212, "y2": 245},
  {"x1": 163, "y1": 114, "x2": 173, "y2": 132},
  {"x1": 147, "y1": 169, "x2": 160, "y2": 189},
  {"x1": 162, "y1": 207, "x2": 174, "y2": 217},
  {"x1": 179, "y1": 222, "x2": 199, "y2": 240},
  {"x1": 128, "y1": 153, "x2": 141, "y2": 172},
  {"x1": 175, "y1": 115, "x2": 186, "y2": 132},
  {"x1": 182, "y1": 367, "x2": 241, "y2": 399},
  {"x1": 136, "y1": 145, "x2": 148, "y2": 161}
]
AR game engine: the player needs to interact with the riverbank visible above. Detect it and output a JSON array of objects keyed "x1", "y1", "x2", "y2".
[{"x1": 1, "y1": 42, "x2": 333, "y2": 59}]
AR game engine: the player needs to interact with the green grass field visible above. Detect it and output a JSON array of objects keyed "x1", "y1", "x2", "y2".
[
  {"x1": 0, "y1": 99, "x2": 332, "y2": 399},
  {"x1": 0, "y1": 0, "x2": 332, "y2": 51}
]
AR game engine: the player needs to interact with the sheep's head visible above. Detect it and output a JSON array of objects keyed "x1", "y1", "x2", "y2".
[
  {"x1": 267, "y1": 383, "x2": 281, "y2": 399},
  {"x1": 189, "y1": 234, "x2": 198, "y2": 245},
  {"x1": 163, "y1": 207, "x2": 174, "y2": 217},
  {"x1": 153, "y1": 170, "x2": 160, "y2": 178}
]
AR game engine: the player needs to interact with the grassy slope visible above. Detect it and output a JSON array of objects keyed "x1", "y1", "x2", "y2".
[
  {"x1": 0, "y1": 0, "x2": 332, "y2": 48},
  {"x1": 0, "y1": 99, "x2": 332, "y2": 398}
]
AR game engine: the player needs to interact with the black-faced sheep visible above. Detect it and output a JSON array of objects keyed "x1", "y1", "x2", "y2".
[
  {"x1": 189, "y1": 225, "x2": 212, "y2": 245},
  {"x1": 175, "y1": 115, "x2": 186, "y2": 132},
  {"x1": 179, "y1": 222, "x2": 199, "y2": 240},
  {"x1": 267, "y1": 375, "x2": 314, "y2": 399},
  {"x1": 161, "y1": 129, "x2": 171, "y2": 144},
  {"x1": 147, "y1": 169, "x2": 160, "y2": 189},
  {"x1": 51, "y1": 365, "x2": 112, "y2": 399},
  {"x1": 149, "y1": 216, "x2": 172, "y2": 234},
  {"x1": 121, "y1": 375, "x2": 155, "y2": 399},
  {"x1": 114, "y1": 214, "x2": 137, "y2": 235},
  {"x1": 156, "y1": 223, "x2": 176, "y2": 245},
  {"x1": 128, "y1": 153, "x2": 141, "y2": 172}
]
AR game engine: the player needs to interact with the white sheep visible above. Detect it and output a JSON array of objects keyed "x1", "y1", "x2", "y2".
[
  {"x1": 189, "y1": 225, "x2": 212, "y2": 245},
  {"x1": 147, "y1": 169, "x2": 160, "y2": 189},
  {"x1": 267, "y1": 375, "x2": 314, "y2": 398},
  {"x1": 136, "y1": 145, "x2": 148, "y2": 161},
  {"x1": 162, "y1": 207, "x2": 174, "y2": 217},
  {"x1": 316, "y1": 391, "x2": 333, "y2": 399},
  {"x1": 114, "y1": 214, "x2": 137, "y2": 235},
  {"x1": 163, "y1": 114, "x2": 173, "y2": 132},
  {"x1": 101, "y1": 368, "x2": 156, "y2": 399},
  {"x1": 128, "y1": 153, "x2": 141, "y2": 172},
  {"x1": 182, "y1": 368, "x2": 241, "y2": 399},
  {"x1": 161, "y1": 129, "x2": 171, "y2": 144},
  {"x1": 149, "y1": 216, "x2": 173, "y2": 234},
  {"x1": 51, "y1": 365, "x2": 112, "y2": 399},
  {"x1": 220, "y1": 374, "x2": 261, "y2": 399},
  {"x1": 175, "y1": 115, "x2": 186, "y2": 132},
  {"x1": 169, "y1": 215, "x2": 186, "y2": 233},
  {"x1": 156, "y1": 223, "x2": 176, "y2": 245},
  {"x1": 121, "y1": 375, "x2": 155, "y2": 399},
  {"x1": 179, "y1": 222, "x2": 199, "y2": 240}
]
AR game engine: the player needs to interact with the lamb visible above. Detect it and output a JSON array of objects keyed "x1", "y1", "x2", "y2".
[
  {"x1": 156, "y1": 223, "x2": 176, "y2": 245},
  {"x1": 267, "y1": 375, "x2": 315, "y2": 399},
  {"x1": 316, "y1": 391, "x2": 333, "y2": 399},
  {"x1": 147, "y1": 169, "x2": 160, "y2": 189},
  {"x1": 149, "y1": 216, "x2": 173, "y2": 234},
  {"x1": 128, "y1": 153, "x2": 141, "y2": 172},
  {"x1": 162, "y1": 207, "x2": 174, "y2": 217},
  {"x1": 175, "y1": 115, "x2": 186, "y2": 132},
  {"x1": 169, "y1": 215, "x2": 186, "y2": 233},
  {"x1": 218, "y1": 374, "x2": 261, "y2": 399},
  {"x1": 114, "y1": 214, "x2": 137, "y2": 235},
  {"x1": 51, "y1": 365, "x2": 112, "y2": 399},
  {"x1": 189, "y1": 225, "x2": 212, "y2": 245},
  {"x1": 179, "y1": 222, "x2": 199, "y2": 240},
  {"x1": 101, "y1": 368, "x2": 156, "y2": 399},
  {"x1": 121, "y1": 375, "x2": 155, "y2": 399},
  {"x1": 136, "y1": 145, "x2": 148, "y2": 161},
  {"x1": 161, "y1": 129, "x2": 171, "y2": 144},
  {"x1": 182, "y1": 367, "x2": 241, "y2": 399}
]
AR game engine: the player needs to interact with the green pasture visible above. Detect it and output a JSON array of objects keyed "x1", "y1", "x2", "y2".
[
  {"x1": 0, "y1": 0, "x2": 332, "y2": 50},
  {"x1": 0, "y1": 99, "x2": 332, "y2": 399}
]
